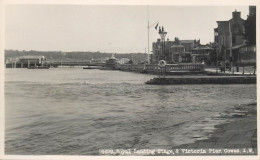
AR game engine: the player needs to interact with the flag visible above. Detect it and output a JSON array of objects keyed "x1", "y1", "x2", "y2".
[{"x1": 155, "y1": 22, "x2": 159, "y2": 30}]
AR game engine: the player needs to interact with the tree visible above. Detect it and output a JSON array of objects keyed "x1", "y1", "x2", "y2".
[{"x1": 244, "y1": 14, "x2": 256, "y2": 45}]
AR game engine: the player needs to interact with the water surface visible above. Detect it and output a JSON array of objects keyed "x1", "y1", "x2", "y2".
[{"x1": 5, "y1": 68, "x2": 256, "y2": 155}]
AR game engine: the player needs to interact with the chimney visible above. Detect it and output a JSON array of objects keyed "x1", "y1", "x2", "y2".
[
  {"x1": 232, "y1": 10, "x2": 241, "y2": 20},
  {"x1": 249, "y1": 6, "x2": 256, "y2": 16}
]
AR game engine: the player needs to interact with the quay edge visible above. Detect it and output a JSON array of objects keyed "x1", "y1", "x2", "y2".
[{"x1": 145, "y1": 75, "x2": 256, "y2": 85}]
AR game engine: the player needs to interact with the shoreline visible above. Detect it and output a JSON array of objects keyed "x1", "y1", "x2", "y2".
[{"x1": 173, "y1": 103, "x2": 257, "y2": 155}]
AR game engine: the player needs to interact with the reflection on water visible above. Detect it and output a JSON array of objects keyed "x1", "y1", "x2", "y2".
[{"x1": 5, "y1": 68, "x2": 256, "y2": 155}]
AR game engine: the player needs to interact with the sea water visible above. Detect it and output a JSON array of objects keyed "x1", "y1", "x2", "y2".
[{"x1": 5, "y1": 68, "x2": 256, "y2": 155}]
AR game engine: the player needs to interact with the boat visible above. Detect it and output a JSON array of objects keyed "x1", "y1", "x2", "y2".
[{"x1": 100, "y1": 54, "x2": 119, "y2": 70}]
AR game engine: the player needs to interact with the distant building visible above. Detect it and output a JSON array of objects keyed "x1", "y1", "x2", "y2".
[
  {"x1": 6, "y1": 56, "x2": 47, "y2": 68},
  {"x1": 119, "y1": 58, "x2": 130, "y2": 64},
  {"x1": 91, "y1": 57, "x2": 108, "y2": 64}
]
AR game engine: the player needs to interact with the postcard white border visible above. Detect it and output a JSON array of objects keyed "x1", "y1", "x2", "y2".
[{"x1": 0, "y1": 0, "x2": 259, "y2": 160}]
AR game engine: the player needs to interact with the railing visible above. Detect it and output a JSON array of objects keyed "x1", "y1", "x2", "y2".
[
  {"x1": 118, "y1": 63, "x2": 205, "y2": 73},
  {"x1": 51, "y1": 61, "x2": 97, "y2": 66},
  {"x1": 145, "y1": 63, "x2": 205, "y2": 72},
  {"x1": 216, "y1": 66, "x2": 256, "y2": 75},
  {"x1": 118, "y1": 64, "x2": 145, "y2": 71},
  {"x1": 242, "y1": 66, "x2": 256, "y2": 75}
]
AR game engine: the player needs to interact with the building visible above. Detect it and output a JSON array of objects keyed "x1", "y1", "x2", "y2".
[
  {"x1": 237, "y1": 45, "x2": 256, "y2": 65},
  {"x1": 152, "y1": 38, "x2": 175, "y2": 63},
  {"x1": 119, "y1": 58, "x2": 131, "y2": 64},
  {"x1": 6, "y1": 56, "x2": 47, "y2": 68},
  {"x1": 214, "y1": 7, "x2": 256, "y2": 66},
  {"x1": 169, "y1": 44, "x2": 185, "y2": 63},
  {"x1": 249, "y1": 6, "x2": 256, "y2": 16},
  {"x1": 214, "y1": 10, "x2": 246, "y2": 63},
  {"x1": 91, "y1": 57, "x2": 108, "y2": 64},
  {"x1": 152, "y1": 38, "x2": 200, "y2": 64},
  {"x1": 180, "y1": 39, "x2": 200, "y2": 52},
  {"x1": 191, "y1": 45, "x2": 213, "y2": 64}
]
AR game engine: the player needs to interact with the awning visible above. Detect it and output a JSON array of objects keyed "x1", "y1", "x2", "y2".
[{"x1": 230, "y1": 44, "x2": 247, "y2": 50}]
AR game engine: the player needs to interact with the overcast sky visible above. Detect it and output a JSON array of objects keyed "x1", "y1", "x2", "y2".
[{"x1": 5, "y1": 5, "x2": 249, "y2": 53}]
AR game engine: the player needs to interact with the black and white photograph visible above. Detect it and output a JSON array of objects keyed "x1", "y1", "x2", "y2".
[{"x1": 1, "y1": 0, "x2": 258, "y2": 159}]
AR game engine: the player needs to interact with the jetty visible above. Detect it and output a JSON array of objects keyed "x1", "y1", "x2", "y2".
[
  {"x1": 118, "y1": 63, "x2": 205, "y2": 75},
  {"x1": 145, "y1": 75, "x2": 256, "y2": 85}
]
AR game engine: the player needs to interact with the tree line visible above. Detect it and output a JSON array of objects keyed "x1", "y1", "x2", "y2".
[{"x1": 5, "y1": 50, "x2": 147, "y2": 63}]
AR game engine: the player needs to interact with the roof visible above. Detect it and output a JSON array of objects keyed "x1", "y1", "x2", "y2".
[
  {"x1": 217, "y1": 21, "x2": 229, "y2": 23},
  {"x1": 171, "y1": 44, "x2": 184, "y2": 48},
  {"x1": 231, "y1": 44, "x2": 247, "y2": 50},
  {"x1": 19, "y1": 56, "x2": 45, "y2": 60},
  {"x1": 180, "y1": 40, "x2": 194, "y2": 44},
  {"x1": 192, "y1": 45, "x2": 212, "y2": 50},
  {"x1": 120, "y1": 58, "x2": 130, "y2": 61}
]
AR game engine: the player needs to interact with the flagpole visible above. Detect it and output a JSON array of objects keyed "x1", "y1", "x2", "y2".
[
  {"x1": 147, "y1": 6, "x2": 159, "y2": 64},
  {"x1": 148, "y1": 20, "x2": 150, "y2": 64},
  {"x1": 147, "y1": 5, "x2": 150, "y2": 64}
]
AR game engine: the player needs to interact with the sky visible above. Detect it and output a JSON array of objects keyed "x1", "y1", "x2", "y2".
[{"x1": 5, "y1": 5, "x2": 249, "y2": 53}]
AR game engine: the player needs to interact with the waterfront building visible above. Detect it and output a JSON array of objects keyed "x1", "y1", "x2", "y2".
[
  {"x1": 214, "y1": 10, "x2": 246, "y2": 62},
  {"x1": 152, "y1": 38, "x2": 200, "y2": 64},
  {"x1": 6, "y1": 56, "x2": 47, "y2": 68},
  {"x1": 191, "y1": 45, "x2": 213, "y2": 64},
  {"x1": 249, "y1": 6, "x2": 256, "y2": 16},
  {"x1": 180, "y1": 39, "x2": 200, "y2": 52},
  {"x1": 214, "y1": 7, "x2": 256, "y2": 66},
  {"x1": 169, "y1": 44, "x2": 188, "y2": 63},
  {"x1": 152, "y1": 38, "x2": 173, "y2": 63},
  {"x1": 232, "y1": 44, "x2": 256, "y2": 66}
]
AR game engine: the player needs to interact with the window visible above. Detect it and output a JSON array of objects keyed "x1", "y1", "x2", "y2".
[{"x1": 232, "y1": 36, "x2": 236, "y2": 44}]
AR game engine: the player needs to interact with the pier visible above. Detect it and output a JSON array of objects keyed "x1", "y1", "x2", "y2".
[
  {"x1": 6, "y1": 60, "x2": 104, "y2": 68},
  {"x1": 51, "y1": 61, "x2": 104, "y2": 67},
  {"x1": 145, "y1": 75, "x2": 256, "y2": 85}
]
